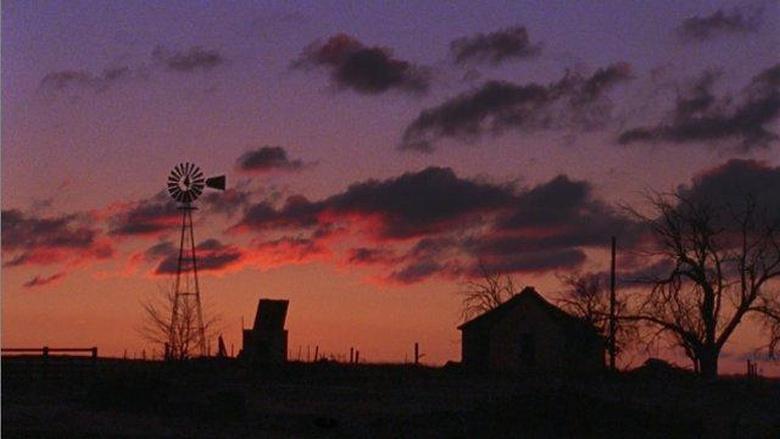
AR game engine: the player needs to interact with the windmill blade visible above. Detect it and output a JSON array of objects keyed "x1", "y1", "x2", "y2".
[{"x1": 205, "y1": 175, "x2": 226, "y2": 190}]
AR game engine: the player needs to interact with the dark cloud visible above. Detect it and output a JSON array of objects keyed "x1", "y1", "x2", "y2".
[
  {"x1": 235, "y1": 167, "x2": 641, "y2": 283},
  {"x1": 23, "y1": 272, "x2": 66, "y2": 289},
  {"x1": 459, "y1": 175, "x2": 638, "y2": 277},
  {"x1": 144, "y1": 241, "x2": 177, "y2": 260},
  {"x1": 201, "y1": 188, "x2": 252, "y2": 217},
  {"x1": 2, "y1": 209, "x2": 96, "y2": 250},
  {"x1": 40, "y1": 66, "x2": 131, "y2": 91},
  {"x1": 451, "y1": 26, "x2": 541, "y2": 65},
  {"x1": 678, "y1": 159, "x2": 780, "y2": 219},
  {"x1": 292, "y1": 33, "x2": 430, "y2": 94},
  {"x1": 110, "y1": 189, "x2": 247, "y2": 237},
  {"x1": 40, "y1": 45, "x2": 223, "y2": 92},
  {"x1": 154, "y1": 239, "x2": 243, "y2": 274},
  {"x1": 497, "y1": 175, "x2": 637, "y2": 241},
  {"x1": 238, "y1": 195, "x2": 322, "y2": 231},
  {"x1": 237, "y1": 146, "x2": 306, "y2": 173},
  {"x1": 407, "y1": 237, "x2": 459, "y2": 259},
  {"x1": 401, "y1": 63, "x2": 632, "y2": 152},
  {"x1": 472, "y1": 248, "x2": 587, "y2": 275},
  {"x1": 388, "y1": 260, "x2": 455, "y2": 284},
  {"x1": 1, "y1": 209, "x2": 112, "y2": 268},
  {"x1": 326, "y1": 167, "x2": 514, "y2": 239},
  {"x1": 256, "y1": 236, "x2": 323, "y2": 254},
  {"x1": 677, "y1": 8, "x2": 761, "y2": 42},
  {"x1": 619, "y1": 64, "x2": 780, "y2": 150},
  {"x1": 348, "y1": 247, "x2": 398, "y2": 265},
  {"x1": 108, "y1": 192, "x2": 179, "y2": 237},
  {"x1": 237, "y1": 166, "x2": 514, "y2": 240},
  {"x1": 153, "y1": 46, "x2": 225, "y2": 72}
]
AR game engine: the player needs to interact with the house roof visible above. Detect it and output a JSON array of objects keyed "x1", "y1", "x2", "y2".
[{"x1": 457, "y1": 287, "x2": 602, "y2": 339}]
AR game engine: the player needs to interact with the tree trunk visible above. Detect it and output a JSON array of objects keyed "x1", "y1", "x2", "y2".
[{"x1": 698, "y1": 346, "x2": 719, "y2": 379}]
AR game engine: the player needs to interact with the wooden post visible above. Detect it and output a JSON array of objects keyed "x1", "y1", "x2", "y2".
[
  {"x1": 314, "y1": 345, "x2": 319, "y2": 362},
  {"x1": 307, "y1": 345, "x2": 310, "y2": 362},
  {"x1": 355, "y1": 350, "x2": 360, "y2": 364},
  {"x1": 350, "y1": 347, "x2": 354, "y2": 364},
  {"x1": 42, "y1": 346, "x2": 49, "y2": 377},
  {"x1": 42, "y1": 346, "x2": 50, "y2": 371},
  {"x1": 414, "y1": 343, "x2": 419, "y2": 365},
  {"x1": 609, "y1": 236, "x2": 617, "y2": 371}
]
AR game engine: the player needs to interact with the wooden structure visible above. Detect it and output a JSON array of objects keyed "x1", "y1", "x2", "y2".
[
  {"x1": 458, "y1": 287, "x2": 605, "y2": 374},
  {"x1": 241, "y1": 299, "x2": 289, "y2": 364}
]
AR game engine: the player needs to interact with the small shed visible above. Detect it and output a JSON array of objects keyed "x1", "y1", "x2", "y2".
[
  {"x1": 458, "y1": 287, "x2": 605, "y2": 374},
  {"x1": 241, "y1": 299, "x2": 289, "y2": 364}
]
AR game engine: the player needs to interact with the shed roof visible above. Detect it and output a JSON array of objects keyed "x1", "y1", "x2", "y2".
[{"x1": 252, "y1": 299, "x2": 289, "y2": 331}]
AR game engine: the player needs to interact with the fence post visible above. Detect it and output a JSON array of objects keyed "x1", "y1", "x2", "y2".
[{"x1": 42, "y1": 346, "x2": 50, "y2": 377}]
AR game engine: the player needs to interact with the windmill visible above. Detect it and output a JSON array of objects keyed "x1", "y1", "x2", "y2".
[{"x1": 166, "y1": 162, "x2": 225, "y2": 359}]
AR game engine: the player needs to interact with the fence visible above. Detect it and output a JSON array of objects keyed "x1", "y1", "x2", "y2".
[
  {"x1": 2, "y1": 347, "x2": 100, "y2": 381},
  {"x1": 2, "y1": 346, "x2": 98, "y2": 360}
]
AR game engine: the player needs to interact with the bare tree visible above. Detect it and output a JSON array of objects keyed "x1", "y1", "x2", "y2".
[
  {"x1": 139, "y1": 283, "x2": 220, "y2": 360},
  {"x1": 557, "y1": 272, "x2": 638, "y2": 366},
  {"x1": 753, "y1": 295, "x2": 780, "y2": 359},
  {"x1": 625, "y1": 193, "x2": 780, "y2": 378},
  {"x1": 460, "y1": 263, "x2": 517, "y2": 321}
]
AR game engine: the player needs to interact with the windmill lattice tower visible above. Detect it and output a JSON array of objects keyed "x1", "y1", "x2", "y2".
[{"x1": 166, "y1": 162, "x2": 225, "y2": 359}]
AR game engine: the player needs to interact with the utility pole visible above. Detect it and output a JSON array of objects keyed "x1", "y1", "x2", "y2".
[{"x1": 609, "y1": 236, "x2": 617, "y2": 371}]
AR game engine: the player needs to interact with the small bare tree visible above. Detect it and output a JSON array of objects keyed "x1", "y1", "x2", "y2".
[
  {"x1": 139, "y1": 283, "x2": 220, "y2": 360},
  {"x1": 460, "y1": 263, "x2": 517, "y2": 321},
  {"x1": 557, "y1": 271, "x2": 638, "y2": 365},
  {"x1": 625, "y1": 193, "x2": 780, "y2": 378}
]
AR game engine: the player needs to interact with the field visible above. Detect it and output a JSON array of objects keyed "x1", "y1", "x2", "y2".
[{"x1": 3, "y1": 357, "x2": 779, "y2": 438}]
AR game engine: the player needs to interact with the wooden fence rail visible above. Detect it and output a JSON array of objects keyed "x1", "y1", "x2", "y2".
[{"x1": 2, "y1": 346, "x2": 98, "y2": 359}]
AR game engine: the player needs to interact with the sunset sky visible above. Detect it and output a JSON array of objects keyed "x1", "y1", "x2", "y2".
[{"x1": 2, "y1": 1, "x2": 779, "y2": 373}]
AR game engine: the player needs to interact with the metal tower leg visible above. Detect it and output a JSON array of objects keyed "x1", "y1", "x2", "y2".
[{"x1": 169, "y1": 205, "x2": 208, "y2": 359}]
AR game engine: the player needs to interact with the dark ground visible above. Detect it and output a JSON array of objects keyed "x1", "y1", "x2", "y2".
[{"x1": 2, "y1": 356, "x2": 779, "y2": 438}]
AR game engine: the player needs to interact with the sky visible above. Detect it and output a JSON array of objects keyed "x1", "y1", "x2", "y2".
[{"x1": 2, "y1": 0, "x2": 779, "y2": 373}]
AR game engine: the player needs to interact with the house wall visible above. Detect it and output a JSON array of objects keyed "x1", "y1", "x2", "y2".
[
  {"x1": 461, "y1": 296, "x2": 605, "y2": 374},
  {"x1": 461, "y1": 326, "x2": 489, "y2": 371},
  {"x1": 488, "y1": 298, "x2": 568, "y2": 373}
]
